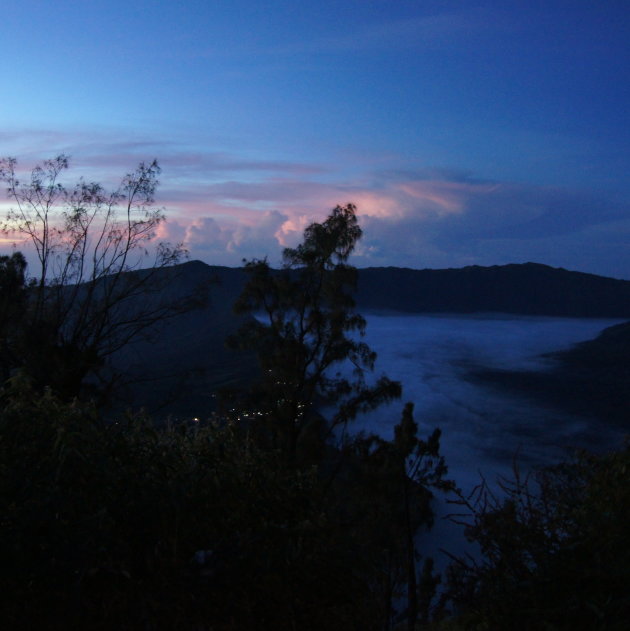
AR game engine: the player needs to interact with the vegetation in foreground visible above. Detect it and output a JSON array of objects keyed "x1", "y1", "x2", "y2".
[
  {"x1": 440, "y1": 445, "x2": 630, "y2": 630},
  {"x1": 0, "y1": 158, "x2": 628, "y2": 629}
]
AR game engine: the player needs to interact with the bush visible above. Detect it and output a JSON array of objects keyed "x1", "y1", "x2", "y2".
[
  {"x1": 442, "y1": 443, "x2": 630, "y2": 630},
  {"x1": 0, "y1": 380, "x2": 413, "y2": 629}
]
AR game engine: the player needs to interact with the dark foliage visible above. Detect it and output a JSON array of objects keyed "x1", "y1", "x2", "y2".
[
  {"x1": 442, "y1": 445, "x2": 630, "y2": 630},
  {"x1": 0, "y1": 156, "x2": 188, "y2": 402},
  {"x1": 229, "y1": 204, "x2": 401, "y2": 463},
  {"x1": 0, "y1": 377, "x2": 450, "y2": 630},
  {"x1": 0, "y1": 204, "x2": 450, "y2": 630},
  {"x1": 0, "y1": 252, "x2": 28, "y2": 382}
]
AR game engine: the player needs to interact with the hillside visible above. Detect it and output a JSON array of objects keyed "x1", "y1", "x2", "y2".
[
  {"x1": 105, "y1": 260, "x2": 630, "y2": 419},
  {"x1": 167, "y1": 260, "x2": 630, "y2": 318},
  {"x1": 105, "y1": 261, "x2": 255, "y2": 418},
  {"x1": 471, "y1": 319, "x2": 630, "y2": 427},
  {"x1": 356, "y1": 263, "x2": 630, "y2": 317}
]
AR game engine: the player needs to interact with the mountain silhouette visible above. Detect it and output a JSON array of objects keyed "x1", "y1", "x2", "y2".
[
  {"x1": 103, "y1": 260, "x2": 630, "y2": 419},
  {"x1": 356, "y1": 262, "x2": 630, "y2": 317}
]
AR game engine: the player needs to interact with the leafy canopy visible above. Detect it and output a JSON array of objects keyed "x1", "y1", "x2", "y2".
[
  {"x1": 0, "y1": 155, "x2": 187, "y2": 401},
  {"x1": 231, "y1": 204, "x2": 401, "y2": 460}
]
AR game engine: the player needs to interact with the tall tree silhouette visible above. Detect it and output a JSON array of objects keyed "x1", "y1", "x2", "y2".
[
  {"x1": 231, "y1": 203, "x2": 401, "y2": 463},
  {"x1": 0, "y1": 155, "x2": 187, "y2": 400}
]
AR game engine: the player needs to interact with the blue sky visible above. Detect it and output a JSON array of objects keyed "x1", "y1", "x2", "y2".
[{"x1": 2, "y1": 1, "x2": 629, "y2": 278}]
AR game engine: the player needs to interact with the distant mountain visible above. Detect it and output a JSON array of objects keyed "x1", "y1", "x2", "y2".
[
  {"x1": 356, "y1": 263, "x2": 630, "y2": 317},
  {"x1": 105, "y1": 261, "x2": 255, "y2": 418},
  {"x1": 103, "y1": 260, "x2": 630, "y2": 419},
  {"x1": 158, "y1": 260, "x2": 630, "y2": 318}
]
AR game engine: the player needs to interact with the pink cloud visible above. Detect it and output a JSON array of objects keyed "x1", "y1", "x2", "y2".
[
  {"x1": 3, "y1": 127, "x2": 628, "y2": 278},
  {"x1": 395, "y1": 180, "x2": 497, "y2": 217},
  {"x1": 157, "y1": 210, "x2": 292, "y2": 265},
  {"x1": 153, "y1": 173, "x2": 562, "y2": 268}
]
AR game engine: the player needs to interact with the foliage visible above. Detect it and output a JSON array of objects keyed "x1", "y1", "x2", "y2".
[
  {"x1": 442, "y1": 445, "x2": 630, "y2": 630},
  {"x1": 0, "y1": 252, "x2": 28, "y2": 382},
  {"x1": 0, "y1": 201, "x2": 452, "y2": 629},
  {"x1": 0, "y1": 379, "x2": 449, "y2": 630},
  {"x1": 229, "y1": 203, "x2": 401, "y2": 463},
  {"x1": 226, "y1": 204, "x2": 450, "y2": 626},
  {"x1": 0, "y1": 155, "x2": 188, "y2": 400},
  {"x1": 333, "y1": 402, "x2": 450, "y2": 629}
]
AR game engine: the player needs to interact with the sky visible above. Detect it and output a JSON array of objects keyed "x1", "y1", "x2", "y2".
[{"x1": 1, "y1": 0, "x2": 629, "y2": 278}]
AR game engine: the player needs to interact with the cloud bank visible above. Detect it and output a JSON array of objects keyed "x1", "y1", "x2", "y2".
[
  {"x1": 157, "y1": 164, "x2": 629, "y2": 279},
  {"x1": 2, "y1": 129, "x2": 629, "y2": 279}
]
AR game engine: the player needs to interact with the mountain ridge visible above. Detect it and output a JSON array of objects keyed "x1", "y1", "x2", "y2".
[
  {"x1": 104, "y1": 259, "x2": 630, "y2": 420},
  {"x1": 174, "y1": 259, "x2": 630, "y2": 318},
  {"x1": 355, "y1": 261, "x2": 630, "y2": 317}
]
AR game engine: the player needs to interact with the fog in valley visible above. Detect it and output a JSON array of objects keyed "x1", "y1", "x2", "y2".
[
  {"x1": 355, "y1": 313, "x2": 624, "y2": 486},
  {"x1": 346, "y1": 314, "x2": 625, "y2": 561}
]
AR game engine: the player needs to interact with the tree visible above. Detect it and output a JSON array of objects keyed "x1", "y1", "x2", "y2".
[
  {"x1": 0, "y1": 155, "x2": 188, "y2": 400},
  {"x1": 443, "y1": 445, "x2": 630, "y2": 629},
  {"x1": 337, "y1": 403, "x2": 449, "y2": 629},
  {"x1": 230, "y1": 203, "x2": 401, "y2": 463},
  {"x1": 0, "y1": 377, "x2": 387, "y2": 630},
  {"x1": 393, "y1": 402, "x2": 448, "y2": 629},
  {"x1": 226, "y1": 204, "x2": 455, "y2": 627},
  {"x1": 0, "y1": 252, "x2": 28, "y2": 383}
]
